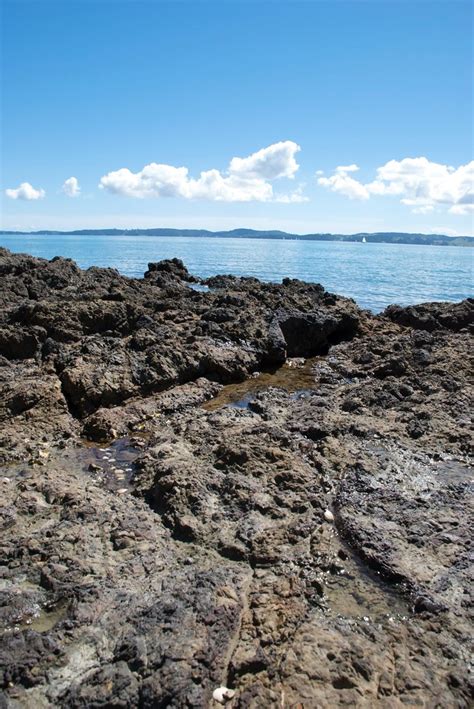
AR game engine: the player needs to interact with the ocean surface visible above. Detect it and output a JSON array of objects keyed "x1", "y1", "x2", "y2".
[{"x1": 1, "y1": 233, "x2": 472, "y2": 312}]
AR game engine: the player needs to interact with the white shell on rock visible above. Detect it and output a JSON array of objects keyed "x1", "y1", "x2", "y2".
[
  {"x1": 212, "y1": 686, "x2": 235, "y2": 704},
  {"x1": 324, "y1": 509, "x2": 334, "y2": 522}
]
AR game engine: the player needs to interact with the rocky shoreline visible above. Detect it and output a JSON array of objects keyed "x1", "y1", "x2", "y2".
[{"x1": 0, "y1": 247, "x2": 472, "y2": 707}]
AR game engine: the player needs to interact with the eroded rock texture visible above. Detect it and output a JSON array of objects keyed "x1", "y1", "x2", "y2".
[{"x1": 0, "y1": 247, "x2": 472, "y2": 707}]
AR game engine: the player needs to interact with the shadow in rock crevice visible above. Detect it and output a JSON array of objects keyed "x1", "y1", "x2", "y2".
[{"x1": 278, "y1": 312, "x2": 359, "y2": 358}]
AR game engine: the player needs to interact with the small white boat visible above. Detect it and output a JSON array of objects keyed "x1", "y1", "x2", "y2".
[{"x1": 362, "y1": 236, "x2": 367, "y2": 243}]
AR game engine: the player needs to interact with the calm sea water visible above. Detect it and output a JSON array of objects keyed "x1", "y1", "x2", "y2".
[{"x1": 1, "y1": 233, "x2": 472, "y2": 312}]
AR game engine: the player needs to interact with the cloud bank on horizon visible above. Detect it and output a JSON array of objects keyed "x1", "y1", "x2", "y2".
[
  {"x1": 99, "y1": 141, "x2": 307, "y2": 203},
  {"x1": 4, "y1": 143, "x2": 473, "y2": 217},
  {"x1": 318, "y1": 158, "x2": 474, "y2": 215}
]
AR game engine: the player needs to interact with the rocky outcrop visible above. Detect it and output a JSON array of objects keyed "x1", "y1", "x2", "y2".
[
  {"x1": 384, "y1": 297, "x2": 474, "y2": 332},
  {"x1": 0, "y1": 248, "x2": 472, "y2": 707},
  {"x1": 0, "y1": 247, "x2": 361, "y2": 428}
]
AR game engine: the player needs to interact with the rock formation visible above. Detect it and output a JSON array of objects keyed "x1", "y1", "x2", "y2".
[{"x1": 0, "y1": 247, "x2": 472, "y2": 707}]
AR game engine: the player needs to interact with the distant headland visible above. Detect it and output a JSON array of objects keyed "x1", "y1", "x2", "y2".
[{"x1": 0, "y1": 228, "x2": 472, "y2": 246}]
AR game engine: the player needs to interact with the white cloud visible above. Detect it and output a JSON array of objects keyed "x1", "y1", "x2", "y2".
[
  {"x1": 318, "y1": 164, "x2": 370, "y2": 200},
  {"x1": 448, "y1": 185, "x2": 474, "y2": 215},
  {"x1": 335, "y1": 164, "x2": 360, "y2": 174},
  {"x1": 5, "y1": 182, "x2": 45, "y2": 200},
  {"x1": 62, "y1": 176, "x2": 81, "y2": 197},
  {"x1": 99, "y1": 141, "x2": 303, "y2": 203},
  {"x1": 229, "y1": 141, "x2": 300, "y2": 180},
  {"x1": 274, "y1": 184, "x2": 309, "y2": 203},
  {"x1": 317, "y1": 157, "x2": 474, "y2": 215}
]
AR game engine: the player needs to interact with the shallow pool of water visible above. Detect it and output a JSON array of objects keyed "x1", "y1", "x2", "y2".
[{"x1": 202, "y1": 357, "x2": 320, "y2": 411}]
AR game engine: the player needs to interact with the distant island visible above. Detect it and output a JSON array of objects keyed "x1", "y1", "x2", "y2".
[{"x1": 0, "y1": 228, "x2": 472, "y2": 246}]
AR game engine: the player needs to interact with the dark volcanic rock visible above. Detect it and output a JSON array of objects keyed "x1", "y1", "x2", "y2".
[
  {"x1": 0, "y1": 247, "x2": 472, "y2": 707},
  {"x1": 145, "y1": 257, "x2": 194, "y2": 280},
  {"x1": 0, "y1": 247, "x2": 361, "y2": 424},
  {"x1": 384, "y1": 298, "x2": 474, "y2": 332}
]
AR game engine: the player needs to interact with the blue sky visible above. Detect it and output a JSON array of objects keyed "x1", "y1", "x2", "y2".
[{"x1": 1, "y1": 0, "x2": 473, "y2": 234}]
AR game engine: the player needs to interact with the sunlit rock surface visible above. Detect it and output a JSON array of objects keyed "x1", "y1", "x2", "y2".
[{"x1": 0, "y1": 248, "x2": 472, "y2": 707}]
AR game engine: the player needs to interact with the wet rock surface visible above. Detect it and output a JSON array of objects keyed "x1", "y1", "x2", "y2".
[{"x1": 0, "y1": 248, "x2": 472, "y2": 707}]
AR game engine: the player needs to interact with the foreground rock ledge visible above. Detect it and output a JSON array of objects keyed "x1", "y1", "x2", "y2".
[{"x1": 0, "y1": 248, "x2": 472, "y2": 708}]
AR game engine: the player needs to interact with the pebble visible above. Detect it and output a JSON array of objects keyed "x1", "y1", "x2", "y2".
[
  {"x1": 212, "y1": 687, "x2": 235, "y2": 704},
  {"x1": 324, "y1": 509, "x2": 334, "y2": 522}
]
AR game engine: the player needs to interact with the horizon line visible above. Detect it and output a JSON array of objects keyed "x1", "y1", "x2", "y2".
[{"x1": 0, "y1": 227, "x2": 472, "y2": 239}]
